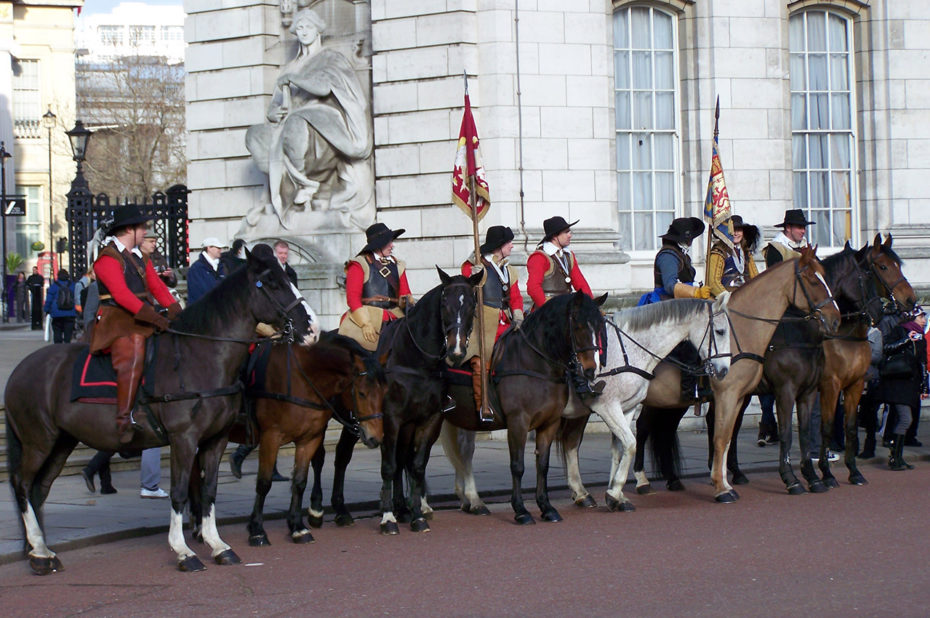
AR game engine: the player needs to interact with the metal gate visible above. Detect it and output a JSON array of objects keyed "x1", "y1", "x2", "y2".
[{"x1": 65, "y1": 184, "x2": 189, "y2": 275}]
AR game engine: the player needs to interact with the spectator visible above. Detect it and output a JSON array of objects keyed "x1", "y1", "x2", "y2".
[
  {"x1": 43, "y1": 269, "x2": 77, "y2": 343},
  {"x1": 187, "y1": 237, "x2": 227, "y2": 304},
  {"x1": 26, "y1": 266, "x2": 44, "y2": 330},
  {"x1": 13, "y1": 271, "x2": 28, "y2": 322}
]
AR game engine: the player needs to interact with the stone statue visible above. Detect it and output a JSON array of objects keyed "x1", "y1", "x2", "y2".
[{"x1": 244, "y1": 8, "x2": 374, "y2": 233}]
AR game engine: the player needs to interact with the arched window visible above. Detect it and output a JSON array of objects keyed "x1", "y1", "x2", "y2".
[
  {"x1": 790, "y1": 9, "x2": 857, "y2": 247},
  {"x1": 613, "y1": 5, "x2": 679, "y2": 252}
]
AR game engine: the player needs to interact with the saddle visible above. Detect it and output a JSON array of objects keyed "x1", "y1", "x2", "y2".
[{"x1": 69, "y1": 340, "x2": 158, "y2": 404}]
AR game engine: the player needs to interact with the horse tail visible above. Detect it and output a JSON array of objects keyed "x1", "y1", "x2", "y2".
[{"x1": 642, "y1": 405, "x2": 684, "y2": 482}]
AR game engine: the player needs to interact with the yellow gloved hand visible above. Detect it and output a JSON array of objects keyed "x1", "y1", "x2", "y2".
[
  {"x1": 350, "y1": 308, "x2": 378, "y2": 343},
  {"x1": 695, "y1": 286, "x2": 712, "y2": 299}
]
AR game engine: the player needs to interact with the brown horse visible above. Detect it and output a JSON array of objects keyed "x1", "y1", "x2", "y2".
[
  {"x1": 816, "y1": 235, "x2": 916, "y2": 486},
  {"x1": 633, "y1": 248, "x2": 841, "y2": 502},
  {"x1": 242, "y1": 333, "x2": 387, "y2": 546}
]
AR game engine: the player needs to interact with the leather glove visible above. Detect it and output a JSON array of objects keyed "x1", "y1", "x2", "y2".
[
  {"x1": 695, "y1": 286, "x2": 712, "y2": 299},
  {"x1": 512, "y1": 309, "x2": 525, "y2": 330},
  {"x1": 673, "y1": 282, "x2": 712, "y2": 300},
  {"x1": 135, "y1": 303, "x2": 171, "y2": 332},
  {"x1": 166, "y1": 302, "x2": 183, "y2": 321},
  {"x1": 350, "y1": 308, "x2": 378, "y2": 344}
]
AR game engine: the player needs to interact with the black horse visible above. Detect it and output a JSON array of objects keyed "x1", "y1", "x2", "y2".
[
  {"x1": 4, "y1": 244, "x2": 313, "y2": 574},
  {"x1": 306, "y1": 267, "x2": 482, "y2": 534}
]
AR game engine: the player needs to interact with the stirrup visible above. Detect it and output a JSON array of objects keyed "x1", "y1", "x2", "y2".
[
  {"x1": 478, "y1": 406, "x2": 496, "y2": 423},
  {"x1": 441, "y1": 395, "x2": 457, "y2": 414}
]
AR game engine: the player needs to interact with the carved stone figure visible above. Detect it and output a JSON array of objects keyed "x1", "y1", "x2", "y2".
[{"x1": 244, "y1": 8, "x2": 374, "y2": 233}]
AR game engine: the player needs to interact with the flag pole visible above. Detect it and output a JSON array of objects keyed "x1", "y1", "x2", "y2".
[
  {"x1": 463, "y1": 75, "x2": 492, "y2": 421},
  {"x1": 704, "y1": 96, "x2": 720, "y2": 284}
]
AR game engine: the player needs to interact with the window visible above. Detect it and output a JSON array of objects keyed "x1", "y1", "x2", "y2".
[
  {"x1": 613, "y1": 6, "x2": 678, "y2": 252},
  {"x1": 129, "y1": 25, "x2": 156, "y2": 46},
  {"x1": 13, "y1": 59, "x2": 41, "y2": 139},
  {"x1": 14, "y1": 186, "x2": 42, "y2": 259},
  {"x1": 99, "y1": 25, "x2": 124, "y2": 46},
  {"x1": 790, "y1": 10, "x2": 856, "y2": 247},
  {"x1": 161, "y1": 26, "x2": 183, "y2": 42}
]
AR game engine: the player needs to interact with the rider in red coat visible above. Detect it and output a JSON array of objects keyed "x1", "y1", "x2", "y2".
[{"x1": 525, "y1": 216, "x2": 592, "y2": 310}]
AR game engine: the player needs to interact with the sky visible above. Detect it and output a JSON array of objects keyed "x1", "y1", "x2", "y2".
[{"x1": 81, "y1": 0, "x2": 182, "y2": 17}]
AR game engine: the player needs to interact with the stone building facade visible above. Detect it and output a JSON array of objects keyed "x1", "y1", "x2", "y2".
[{"x1": 186, "y1": 0, "x2": 930, "y2": 327}]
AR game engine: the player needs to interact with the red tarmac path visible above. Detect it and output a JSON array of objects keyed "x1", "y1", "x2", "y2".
[{"x1": 1, "y1": 460, "x2": 928, "y2": 616}]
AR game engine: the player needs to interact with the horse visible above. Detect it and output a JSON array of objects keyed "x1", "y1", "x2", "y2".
[
  {"x1": 440, "y1": 294, "x2": 732, "y2": 516},
  {"x1": 632, "y1": 247, "x2": 842, "y2": 502},
  {"x1": 240, "y1": 332, "x2": 388, "y2": 547},
  {"x1": 4, "y1": 244, "x2": 314, "y2": 574}
]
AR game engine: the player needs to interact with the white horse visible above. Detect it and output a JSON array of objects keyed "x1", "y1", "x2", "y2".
[{"x1": 441, "y1": 293, "x2": 731, "y2": 514}]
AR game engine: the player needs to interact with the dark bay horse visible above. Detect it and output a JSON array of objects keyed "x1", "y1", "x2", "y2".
[
  {"x1": 242, "y1": 333, "x2": 387, "y2": 546},
  {"x1": 4, "y1": 244, "x2": 314, "y2": 574},
  {"x1": 632, "y1": 248, "x2": 841, "y2": 502}
]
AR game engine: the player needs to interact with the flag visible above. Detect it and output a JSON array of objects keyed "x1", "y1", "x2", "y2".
[
  {"x1": 452, "y1": 94, "x2": 490, "y2": 222},
  {"x1": 704, "y1": 131, "x2": 734, "y2": 249}
]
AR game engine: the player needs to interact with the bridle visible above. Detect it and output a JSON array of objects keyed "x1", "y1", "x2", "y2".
[
  {"x1": 727, "y1": 260, "x2": 835, "y2": 329},
  {"x1": 400, "y1": 281, "x2": 476, "y2": 362},
  {"x1": 862, "y1": 251, "x2": 910, "y2": 314}
]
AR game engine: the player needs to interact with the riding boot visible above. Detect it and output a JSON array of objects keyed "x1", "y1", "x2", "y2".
[
  {"x1": 889, "y1": 434, "x2": 914, "y2": 471},
  {"x1": 229, "y1": 444, "x2": 254, "y2": 479},
  {"x1": 470, "y1": 356, "x2": 495, "y2": 422},
  {"x1": 111, "y1": 333, "x2": 147, "y2": 445}
]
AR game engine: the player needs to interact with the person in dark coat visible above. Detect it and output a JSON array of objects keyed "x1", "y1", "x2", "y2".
[
  {"x1": 13, "y1": 272, "x2": 28, "y2": 322},
  {"x1": 878, "y1": 308, "x2": 928, "y2": 470},
  {"x1": 43, "y1": 269, "x2": 78, "y2": 343},
  {"x1": 26, "y1": 266, "x2": 44, "y2": 330},
  {"x1": 186, "y1": 237, "x2": 227, "y2": 304}
]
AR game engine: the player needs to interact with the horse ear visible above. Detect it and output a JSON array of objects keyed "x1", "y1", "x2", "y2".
[
  {"x1": 883, "y1": 234, "x2": 893, "y2": 250},
  {"x1": 844, "y1": 240, "x2": 851, "y2": 251},
  {"x1": 436, "y1": 266, "x2": 451, "y2": 285},
  {"x1": 594, "y1": 292, "x2": 608, "y2": 307},
  {"x1": 873, "y1": 233, "x2": 882, "y2": 248},
  {"x1": 467, "y1": 269, "x2": 484, "y2": 287}
]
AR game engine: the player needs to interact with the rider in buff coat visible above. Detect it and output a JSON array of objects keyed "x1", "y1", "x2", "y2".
[
  {"x1": 461, "y1": 226, "x2": 525, "y2": 420},
  {"x1": 92, "y1": 205, "x2": 181, "y2": 444},
  {"x1": 339, "y1": 223, "x2": 415, "y2": 351},
  {"x1": 526, "y1": 216, "x2": 601, "y2": 399},
  {"x1": 763, "y1": 208, "x2": 813, "y2": 267},
  {"x1": 706, "y1": 215, "x2": 759, "y2": 297}
]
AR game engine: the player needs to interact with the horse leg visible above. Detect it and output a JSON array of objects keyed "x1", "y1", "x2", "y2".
[
  {"x1": 843, "y1": 381, "x2": 868, "y2": 485},
  {"x1": 633, "y1": 406, "x2": 654, "y2": 494},
  {"x1": 331, "y1": 427, "x2": 359, "y2": 527},
  {"x1": 774, "y1": 388, "x2": 804, "y2": 495},
  {"x1": 308, "y1": 443, "x2": 325, "y2": 528},
  {"x1": 508, "y1": 417, "x2": 534, "y2": 525},
  {"x1": 195, "y1": 433, "x2": 239, "y2": 565},
  {"x1": 188, "y1": 456, "x2": 204, "y2": 542},
  {"x1": 407, "y1": 416, "x2": 443, "y2": 532},
  {"x1": 726, "y1": 398, "x2": 750, "y2": 485},
  {"x1": 439, "y1": 423, "x2": 489, "y2": 515},
  {"x1": 378, "y1": 413, "x2": 401, "y2": 535},
  {"x1": 535, "y1": 422, "x2": 563, "y2": 523},
  {"x1": 168, "y1": 438, "x2": 206, "y2": 571},
  {"x1": 709, "y1": 392, "x2": 739, "y2": 503},
  {"x1": 393, "y1": 426, "x2": 413, "y2": 523},
  {"x1": 797, "y1": 391, "x2": 827, "y2": 493},
  {"x1": 593, "y1": 400, "x2": 636, "y2": 512},
  {"x1": 287, "y1": 436, "x2": 320, "y2": 544},
  {"x1": 247, "y1": 432, "x2": 280, "y2": 546},
  {"x1": 818, "y1": 383, "x2": 842, "y2": 489},
  {"x1": 560, "y1": 416, "x2": 596, "y2": 508}
]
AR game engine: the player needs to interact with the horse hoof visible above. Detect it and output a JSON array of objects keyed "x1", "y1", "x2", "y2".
[
  {"x1": 334, "y1": 514, "x2": 355, "y2": 527},
  {"x1": 248, "y1": 534, "x2": 271, "y2": 547},
  {"x1": 514, "y1": 513, "x2": 535, "y2": 526},
  {"x1": 849, "y1": 473, "x2": 868, "y2": 486},
  {"x1": 731, "y1": 472, "x2": 749, "y2": 485},
  {"x1": 470, "y1": 505, "x2": 491, "y2": 516},
  {"x1": 666, "y1": 479, "x2": 685, "y2": 492},
  {"x1": 291, "y1": 530, "x2": 315, "y2": 544},
  {"x1": 541, "y1": 510, "x2": 563, "y2": 523},
  {"x1": 605, "y1": 494, "x2": 635, "y2": 512},
  {"x1": 422, "y1": 510, "x2": 434, "y2": 521},
  {"x1": 636, "y1": 484, "x2": 655, "y2": 495},
  {"x1": 214, "y1": 549, "x2": 241, "y2": 565},
  {"x1": 809, "y1": 480, "x2": 828, "y2": 494},
  {"x1": 29, "y1": 556, "x2": 61, "y2": 576},
  {"x1": 307, "y1": 514, "x2": 324, "y2": 529},
  {"x1": 410, "y1": 518, "x2": 431, "y2": 533},
  {"x1": 574, "y1": 495, "x2": 597, "y2": 508},
  {"x1": 714, "y1": 490, "x2": 738, "y2": 504},
  {"x1": 787, "y1": 483, "x2": 807, "y2": 496},
  {"x1": 178, "y1": 555, "x2": 206, "y2": 572},
  {"x1": 380, "y1": 521, "x2": 400, "y2": 535},
  {"x1": 824, "y1": 477, "x2": 840, "y2": 489}
]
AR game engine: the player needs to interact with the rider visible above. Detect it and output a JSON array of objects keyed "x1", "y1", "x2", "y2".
[
  {"x1": 338, "y1": 222, "x2": 415, "y2": 351},
  {"x1": 526, "y1": 216, "x2": 602, "y2": 399},
  {"x1": 763, "y1": 208, "x2": 813, "y2": 267},
  {"x1": 461, "y1": 226, "x2": 525, "y2": 421},
  {"x1": 707, "y1": 215, "x2": 759, "y2": 297},
  {"x1": 92, "y1": 205, "x2": 181, "y2": 444}
]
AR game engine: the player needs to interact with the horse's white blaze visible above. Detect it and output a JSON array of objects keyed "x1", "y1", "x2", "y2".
[
  {"x1": 308, "y1": 506, "x2": 324, "y2": 519},
  {"x1": 381, "y1": 512, "x2": 397, "y2": 525},
  {"x1": 201, "y1": 504, "x2": 231, "y2": 556},
  {"x1": 168, "y1": 508, "x2": 195, "y2": 559},
  {"x1": 591, "y1": 331, "x2": 601, "y2": 372},
  {"x1": 288, "y1": 282, "x2": 320, "y2": 344},
  {"x1": 22, "y1": 503, "x2": 52, "y2": 558},
  {"x1": 814, "y1": 272, "x2": 841, "y2": 312}
]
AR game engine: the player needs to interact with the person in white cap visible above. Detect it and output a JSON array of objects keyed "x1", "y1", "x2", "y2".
[{"x1": 187, "y1": 237, "x2": 228, "y2": 304}]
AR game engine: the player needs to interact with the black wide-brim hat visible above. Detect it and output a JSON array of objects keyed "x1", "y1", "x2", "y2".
[
  {"x1": 107, "y1": 204, "x2": 155, "y2": 235},
  {"x1": 776, "y1": 209, "x2": 816, "y2": 228},
  {"x1": 729, "y1": 215, "x2": 760, "y2": 250},
  {"x1": 358, "y1": 222, "x2": 405, "y2": 255},
  {"x1": 480, "y1": 225, "x2": 514, "y2": 254},
  {"x1": 542, "y1": 216, "x2": 579, "y2": 242},
  {"x1": 660, "y1": 217, "x2": 705, "y2": 245}
]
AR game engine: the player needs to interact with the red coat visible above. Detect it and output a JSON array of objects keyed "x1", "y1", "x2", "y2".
[
  {"x1": 94, "y1": 253, "x2": 176, "y2": 314},
  {"x1": 525, "y1": 249, "x2": 592, "y2": 309}
]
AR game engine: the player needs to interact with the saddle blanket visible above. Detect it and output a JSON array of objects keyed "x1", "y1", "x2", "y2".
[
  {"x1": 244, "y1": 340, "x2": 274, "y2": 395},
  {"x1": 443, "y1": 365, "x2": 472, "y2": 388},
  {"x1": 70, "y1": 346, "x2": 118, "y2": 403}
]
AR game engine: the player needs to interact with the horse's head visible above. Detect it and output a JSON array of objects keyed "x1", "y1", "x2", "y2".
[
  {"x1": 569, "y1": 291, "x2": 608, "y2": 379},
  {"x1": 857, "y1": 234, "x2": 916, "y2": 315},
  {"x1": 794, "y1": 246, "x2": 841, "y2": 335},
  {"x1": 823, "y1": 242, "x2": 884, "y2": 325},
  {"x1": 437, "y1": 266, "x2": 482, "y2": 366},
  {"x1": 246, "y1": 244, "x2": 316, "y2": 345},
  {"x1": 343, "y1": 344, "x2": 386, "y2": 449},
  {"x1": 689, "y1": 293, "x2": 731, "y2": 380}
]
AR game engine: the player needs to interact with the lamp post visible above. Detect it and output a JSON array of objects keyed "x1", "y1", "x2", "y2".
[
  {"x1": 42, "y1": 108, "x2": 56, "y2": 270},
  {"x1": 66, "y1": 119, "x2": 92, "y2": 193},
  {"x1": 0, "y1": 142, "x2": 11, "y2": 322},
  {"x1": 65, "y1": 120, "x2": 93, "y2": 276}
]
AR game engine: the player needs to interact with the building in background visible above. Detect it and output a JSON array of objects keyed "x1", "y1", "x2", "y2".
[{"x1": 0, "y1": 0, "x2": 81, "y2": 277}]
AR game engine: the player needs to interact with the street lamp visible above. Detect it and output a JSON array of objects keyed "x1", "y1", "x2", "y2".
[
  {"x1": 65, "y1": 119, "x2": 92, "y2": 193},
  {"x1": 42, "y1": 108, "x2": 56, "y2": 270},
  {"x1": 0, "y1": 142, "x2": 12, "y2": 322}
]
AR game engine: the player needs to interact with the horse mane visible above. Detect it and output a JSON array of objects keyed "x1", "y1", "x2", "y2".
[
  {"x1": 317, "y1": 330, "x2": 386, "y2": 383},
  {"x1": 820, "y1": 245, "x2": 855, "y2": 281},
  {"x1": 172, "y1": 263, "x2": 251, "y2": 333},
  {"x1": 615, "y1": 298, "x2": 708, "y2": 333},
  {"x1": 522, "y1": 293, "x2": 602, "y2": 357}
]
